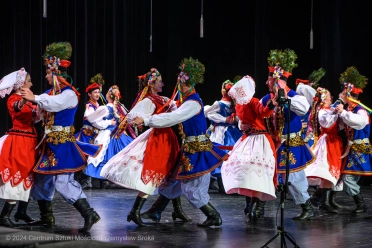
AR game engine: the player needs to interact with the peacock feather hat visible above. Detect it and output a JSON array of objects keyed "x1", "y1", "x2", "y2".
[
  {"x1": 295, "y1": 67, "x2": 326, "y2": 88},
  {"x1": 339, "y1": 66, "x2": 368, "y2": 97},
  {"x1": 267, "y1": 49, "x2": 298, "y2": 80},
  {"x1": 177, "y1": 57, "x2": 205, "y2": 87},
  {"x1": 43, "y1": 42, "x2": 72, "y2": 72}
]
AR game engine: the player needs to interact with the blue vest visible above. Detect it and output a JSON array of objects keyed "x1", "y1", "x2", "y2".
[
  {"x1": 81, "y1": 101, "x2": 98, "y2": 128},
  {"x1": 349, "y1": 105, "x2": 371, "y2": 140},
  {"x1": 262, "y1": 90, "x2": 303, "y2": 134},
  {"x1": 76, "y1": 101, "x2": 99, "y2": 143},
  {"x1": 102, "y1": 105, "x2": 120, "y2": 132},
  {"x1": 210, "y1": 101, "x2": 235, "y2": 128},
  {"x1": 261, "y1": 90, "x2": 315, "y2": 173},
  {"x1": 177, "y1": 93, "x2": 228, "y2": 179},
  {"x1": 181, "y1": 94, "x2": 207, "y2": 137},
  {"x1": 342, "y1": 105, "x2": 372, "y2": 175},
  {"x1": 34, "y1": 87, "x2": 102, "y2": 174}
]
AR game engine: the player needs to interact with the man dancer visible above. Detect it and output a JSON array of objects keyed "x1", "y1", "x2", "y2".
[
  {"x1": 75, "y1": 74, "x2": 103, "y2": 189},
  {"x1": 21, "y1": 42, "x2": 102, "y2": 232},
  {"x1": 260, "y1": 49, "x2": 315, "y2": 220},
  {"x1": 333, "y1": 66, "x2": 371, "y2": 213}
]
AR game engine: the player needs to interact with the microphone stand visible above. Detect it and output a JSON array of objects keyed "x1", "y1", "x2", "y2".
[{"x1": 261, "y1": 97, "x2": 300, "y2": 248}]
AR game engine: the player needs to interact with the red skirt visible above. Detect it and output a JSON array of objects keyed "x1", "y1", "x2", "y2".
[
  {"x1": 0, "y1": 134, "x2": 37, "y2": 189},
  {"x1": 141, "y1": 128, "x2": 180, "y2": 187}
]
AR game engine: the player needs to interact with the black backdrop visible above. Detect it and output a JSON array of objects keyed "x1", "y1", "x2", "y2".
[{"x1": 1, "y1": 0, "x2": 371, "y2": 135}]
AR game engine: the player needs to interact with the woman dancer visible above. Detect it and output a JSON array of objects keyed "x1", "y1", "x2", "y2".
[
  {"x1": 221, "y1": 75, "x2": 278, "y2": 222},
  {"x1": 84, "y1": 85, "x2": 135, "y2": 180},
  {"x1": 305, "y1": 87, "x2": 343, "y2": 213},
  {"x1": 101, "y1": 68, "x2": 183, "y2": 226},
  {"x1": 0, "y1": 68, "x2": 38, "y2": 227},
  {"x1": 204, "y1": 79, "x2": 242, "y2": 193}
]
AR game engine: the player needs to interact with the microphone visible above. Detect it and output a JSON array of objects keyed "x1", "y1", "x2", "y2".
[{"x1": 278, "y1": 88, "x2": 286, "y2": 106}]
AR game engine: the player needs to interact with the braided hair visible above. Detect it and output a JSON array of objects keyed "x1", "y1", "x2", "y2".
[
  {"x1": 309, "y1": 93, "x2": 321, "y2": 142},
  {"x1": 108, "y1": 85, "x2": 121, "y2": 119},
  {"x1": 309, "y1": 87, "x2": 328, "y2": 145}
]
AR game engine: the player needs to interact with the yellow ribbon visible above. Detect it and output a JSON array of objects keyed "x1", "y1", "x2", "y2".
[
  {"x1": 99, "y1": 95, "x2": 106, "y2": 106},
  {"x1": 347, "y1": 97, "x2": 372, "y2": 114}
]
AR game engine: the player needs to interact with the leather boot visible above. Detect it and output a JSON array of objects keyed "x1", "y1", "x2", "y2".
[
  {"x1": 217, "y1": 177, "x2": 226, "y2": 194},
  {"x1": 255, "y1": 200, "x2": 266, "y2": 218},
  {"x1": 14, "y1": 200, "x2": 36, "y2": 223},
  {"x1": 172, "y1": 197, "x2": 192, "y2": 222},
  {"x1": 73, "y1": 198, "x2": 101, "y2": 232},
  {"x1": 141, "y1": 194, "x2": 170, "y2": 222},
  {"x1": 0, "y1": 202, "x2": 16, "y2": 227},
  {"x1": 330, "y1": 191, "x2": 346, "y2": 210},
  {"x1": 248, "y1": 197, "x2": 259, "y2": 223},
  {"x1": 310, "y1": 187, "x2": 323, "y2": 207},
  {"x1": 209, "y1": 177, "x2": 218, "y2": 190},
  {"x1": 293, "y1": 199, "x2": 315, "y2": 220},
  {"x1": 28, "y1": 200, "x2": 55, "y2": 226},
  {"x1": 319, "y1": 188, "x2": 338, "y2": 213},
  {"x1": 81, "y1": 177, "x2": 92, "y2": 190},
  {"x1": 244, "y1": 196, "x2": 251, "y2": 215},
  {"x1": 197, "y1": 202, "x2": 222, "y2": 227},
  {"x1": 353, "y1": 193, "x2": 367, "y2": 213},
  {"x1": 127, "y1": 196, "x2": 147, "y2": 227}
]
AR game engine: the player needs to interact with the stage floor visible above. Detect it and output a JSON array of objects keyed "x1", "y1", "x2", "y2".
[{"x1": 1, "y1": 185, "x2": 372, "y2": 247}]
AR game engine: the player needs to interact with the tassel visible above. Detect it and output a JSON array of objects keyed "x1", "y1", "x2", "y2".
[
  {"x1": 200, "y1": 0, "x2": 204, "y2": 38},
  {"x1": 150, "y1": 0, "x2": 153, "y2": 52},
  {"x1": 43, "y1": 0, "x2": 47, "y2": 18},
  {"x1": 310, "y1": 0, "x2": 313, "y2": 49}
]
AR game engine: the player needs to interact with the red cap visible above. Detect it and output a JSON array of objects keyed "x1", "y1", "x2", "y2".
[
  {"x1": 86, "y1": 83, "x2": 101, "y2": 93},
  {"x1": 295, "y1": 79, "x2": 309, "y2": 85}
]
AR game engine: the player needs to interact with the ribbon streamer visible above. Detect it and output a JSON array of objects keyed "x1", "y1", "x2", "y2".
[{"x1": 347, "y1": 97, "x2": 372, "y2": 114}]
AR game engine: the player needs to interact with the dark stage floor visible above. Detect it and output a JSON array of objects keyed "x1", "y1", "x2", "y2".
[{"x1": 1, "y1": 185, "x2": 372, "y2": 248}]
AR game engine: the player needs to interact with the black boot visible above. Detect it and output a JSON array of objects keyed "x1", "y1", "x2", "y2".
[
  {"x1": 255, "y1": 200, "x2": 266, "y2": 218},
  {"x1": 141, "y1": 194, "x2": 170, "y2": 222},
  {"x1": 209, "y1": 178, "x2": 218, "y2": 190},
  {"x1": 14, "y1": 200, "x2": 36, "y2": 223},
  {"x1": 248, "y1": 197, "x2": 259, "y2": 223},
  {"x1": 73, "y1": 198, "x2": 101, "y2": 232},
  {"x1": 197, "y1": 202, "x2": 222, "y2": 227},
  {"x1": 293, "y1": 199, "x2": 315, "y2": 220},
  {"x1": 81, "y1": 177, "x2": 92, "y2": 190},
  {"x1": 0, "y1": 202, "x2": 16, "y2": 227},
  {"x1": 172, "y1": 197, "x2": 192, "y2": 222},
  {"x1": 319, "y1": 188, "x2": 338, "y2": 213},
  {"x1": 353, "y1": 193, "x2": 367, "y2": 213},
  {"x1": 28, "y1": 200, "x2": 55, "y2": 226},
  {"x1": 217, "y1": 177, "x2": 226, "y2": 194},
  {"x1": 310, "y1": 187, "x2": 323, "y2": 207},
  {"x1": 330, "y1": 191, "x2": 346, "y2": 210},
  {"x1": 244, "y1": 196, "x2": 251, "y2": 215},
  {"x1": 127, "y1": 196, "x2": 147, "y2": 227}
]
